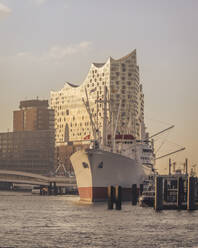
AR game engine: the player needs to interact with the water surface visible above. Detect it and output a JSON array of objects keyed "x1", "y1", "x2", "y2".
[{"x1": 0, "y1": 191, "x2": 198, "y2": 248}]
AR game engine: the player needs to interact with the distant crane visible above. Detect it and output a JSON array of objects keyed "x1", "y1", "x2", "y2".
[
  {"x1": 155, "y1": 147, "x2": 186, "y2": 160},
  {"x1": 148, "y1": 125, "x2": 175, "y2": 139},
  {"x1": 148, "y1": 124, "x2": 185, "y2": 161}
]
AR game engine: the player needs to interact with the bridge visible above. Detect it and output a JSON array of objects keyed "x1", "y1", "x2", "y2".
[{"x1": 0, "y1": 169, "x2": 76, "y2": 187}]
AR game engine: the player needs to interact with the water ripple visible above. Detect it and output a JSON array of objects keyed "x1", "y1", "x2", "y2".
[{"x1": 0, "y1": 192, "x2": 198, "y2": 247}]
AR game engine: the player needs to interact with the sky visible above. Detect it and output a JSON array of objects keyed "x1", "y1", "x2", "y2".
[{"x1": 0, "y1": 0, "x2": 198, "y2": 173}]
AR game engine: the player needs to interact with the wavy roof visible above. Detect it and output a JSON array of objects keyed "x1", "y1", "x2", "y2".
[{"x1": 51, "y1": 50, "x2": 136, "y2": 92}]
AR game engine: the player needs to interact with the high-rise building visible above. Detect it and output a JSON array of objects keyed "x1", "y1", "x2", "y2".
[
  {"x1": 50, "y1": 50, "x2": 145, "y2": 145},
  {"x1": 0, "y1": 99, "x2": 55, "y2": 175},
  {"x1": 0, "y1": 130, "x2": 54, "y2": 175},
  {"x1": 13, "y1": 99, "x2": 54, "y2": 132}
]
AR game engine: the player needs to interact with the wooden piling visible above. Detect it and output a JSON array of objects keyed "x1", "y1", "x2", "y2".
[
  {"x1": 154, "y1": 176, "x2": 163, "y2": 211},
  {"x1": 58, "y1": 187, "x2": 62, "y2": 195},
  {"x1": 139, "y1": 184, "x2": 143, "y2": 196},
  {"x1": 54, "y1": 182, "x2": 57, "y2": 195},
  {"x1": 187, "y1": 177, "x2": 196, "y2": 210},
  {"x1": 131, "y1": 184, "x2": 138, "y2": 205},
  {"x1": 107, "y1": 186, "x2": 114, "y2": 210},
  {"x1": 164, "y1": 179, "x2": 168, "y2": 202},
  {"x1": 185, "y1": 158, "x2": 188, "y2": 176},
  {"x1": 40, "y1": 186, "x2": 42, "y2": 195},
  {"x1": 48, "y1": 182, "x2": 52, "y2": 195},
  {"x1": 177, "y1": 177, "x2": 184, "y2": 209},
  {"x1": 115, "y1": 185, "x2": 122, "y2": 210},
  {"x1": 169, "y1": 159, "x2": 171, "y2": 175}
]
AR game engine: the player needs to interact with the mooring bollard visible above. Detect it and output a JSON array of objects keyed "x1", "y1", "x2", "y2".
[
  {"x1": 177, "y1": 177, "x2": 184, "y2": 209},
  {"x1": 107, "y1": 185, "x2": 114, "y2": 210},
  {"x1": 131, "y1": 184, "x2": 138, "y2": 205},
  {"x1": 187, "y1": 177, "x2": 196, "y2": 210},
  {"x1": 164, "y1": 179, "x2": 168, "y2": 202},
  {"x1": 154, "y1": 176, "x2": 163, "y2": 211},
  {"x1": 115, "y1": 185, "x2": 122, "y2": 210}
]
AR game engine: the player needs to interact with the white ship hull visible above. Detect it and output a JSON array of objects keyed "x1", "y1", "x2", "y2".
[{"x1": 70, "y1": 148, "x2": 151, "y2": 202}]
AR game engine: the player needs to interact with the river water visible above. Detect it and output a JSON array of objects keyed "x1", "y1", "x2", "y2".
[{"x1": 0, "y1": 191, "x2": 198, "y2": 248}]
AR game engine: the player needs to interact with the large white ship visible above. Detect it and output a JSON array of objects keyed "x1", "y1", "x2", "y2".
[
  {"x1": 70, "y1": 141, "x2": 153, "y2": 202},
  {"x1": 70, "y1": 83, "x2": 154, "y2": 202}
]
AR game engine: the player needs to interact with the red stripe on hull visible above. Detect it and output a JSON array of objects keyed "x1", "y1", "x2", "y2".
[{"x1": 78, "y1": 187, "x2": 134, "y2": 202}]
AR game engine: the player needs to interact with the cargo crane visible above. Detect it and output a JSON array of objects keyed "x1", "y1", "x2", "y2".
[{"x1": 147, "y1": 125, "x2": 185, "y2": 174}]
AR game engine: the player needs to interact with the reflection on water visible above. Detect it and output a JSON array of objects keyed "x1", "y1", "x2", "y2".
[{"x1": 0, "y1": 191, "x2": 198, "y2": 248}]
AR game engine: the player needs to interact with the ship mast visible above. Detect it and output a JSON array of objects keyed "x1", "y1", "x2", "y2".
[
  {"x1": 82, "y1": 87, "x2": 97, "y2": 141},
  {"x1": 113, "y1": 99, "x2": 121, "y2": 152},
  {"x1": 102, "y1": 86, "x2": 107, "y2": 147}
]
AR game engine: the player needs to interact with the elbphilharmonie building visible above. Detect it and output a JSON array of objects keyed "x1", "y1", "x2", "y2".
[{"x1": 50, "y1": 50, "x2": 145, "y2": 145}]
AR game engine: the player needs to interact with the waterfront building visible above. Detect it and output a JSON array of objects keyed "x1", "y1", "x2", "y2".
[
  {"x1": 0, "y1": 130, "x2": 54, "y2": 175},
  {"x1": 0, "y1": 99, "x2": 55, "y2": 175},
  {"x1": 50, "y1": 50, "x2": 145, "y2": 145},
  {"x1": 13, "y1": 99, "x2": 54, "y2": 132}
]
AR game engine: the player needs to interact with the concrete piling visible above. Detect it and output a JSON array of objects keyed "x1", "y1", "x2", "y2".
[
  {"x1": 131, "y1": 184, "x2": 138, "y2": 205},
  {"x1": 187, "y1": 177, "x2": 196, "y2": 210},
  {"x1": 107, "y1": 186, "x2": 115, "y2": 210},
  {"x1": 115, "y1": 185, "x2": 122, "y2": 210},
  {"x1": 154, "y1": 177, "x2": 163, "y2": 211}
]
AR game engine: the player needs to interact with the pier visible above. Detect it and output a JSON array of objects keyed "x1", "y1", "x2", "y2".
[{"x1": 154, "y1": 175, "x2": 198, "y2": 210}]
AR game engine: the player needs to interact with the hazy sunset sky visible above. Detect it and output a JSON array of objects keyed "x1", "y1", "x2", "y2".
[{"x1": 0, "y1": 0, "x2": 198, "y2": 172}]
